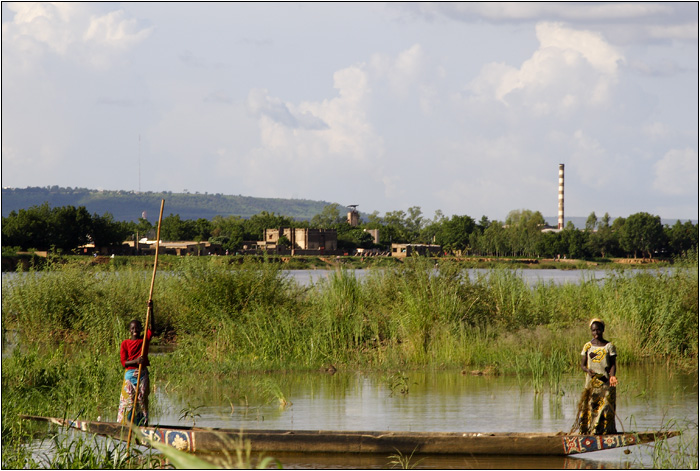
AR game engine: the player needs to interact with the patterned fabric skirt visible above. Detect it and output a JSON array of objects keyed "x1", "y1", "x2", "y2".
[
  {"x1": 577, "y1": 377, "x2": 617, "y2": 435},
  {"x1": 117, "y1": 368, "x2": 149, "y2": 426}
]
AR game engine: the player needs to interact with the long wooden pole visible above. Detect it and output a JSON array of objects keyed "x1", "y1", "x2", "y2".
[{"x1": 127, "y1": 199, "x2": 164, "y2": 449}]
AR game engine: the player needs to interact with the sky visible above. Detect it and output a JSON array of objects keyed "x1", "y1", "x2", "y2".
[{"x1": 2, "y1": 2, "x2": 698, "y2": 222}]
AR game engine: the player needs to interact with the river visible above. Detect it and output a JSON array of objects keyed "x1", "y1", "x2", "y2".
[
  {"x1": 285, "y1": 267, "x2": 618, "y2": 287},
  {"x1": 148, "y1": 364, "x2": 696, "y2": 469},
  {"x1": 1, "y1": 266, "x2": 675, "y2": 288}
]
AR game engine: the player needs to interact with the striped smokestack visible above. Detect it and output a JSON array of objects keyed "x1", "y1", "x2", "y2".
[{"x1": 558, "y1": 164, "x2": 565, "y2": 230}]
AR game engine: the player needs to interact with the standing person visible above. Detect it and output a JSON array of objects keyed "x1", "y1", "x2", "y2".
[
  {"x1": 577, "y1": 318, "x2": 618, "y2": 435},
  {"x1": 117, "y1": 300, "x2": 155, "y2": 426}
]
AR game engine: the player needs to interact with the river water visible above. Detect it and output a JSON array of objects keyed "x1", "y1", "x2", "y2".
[
  {"x1": 1, "y1": 266, "x2": 674, "y2": 288},
  {"x1": 287, "y1": 268, "x2": 607, "y2": 286},
  {"x1": 150, "y1": 364, "x2": 697, "y2": 469}
]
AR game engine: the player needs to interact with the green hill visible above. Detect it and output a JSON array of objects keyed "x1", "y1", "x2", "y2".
[{"x1": 1, "y1": 187, "x2": 336, "y2": 222}]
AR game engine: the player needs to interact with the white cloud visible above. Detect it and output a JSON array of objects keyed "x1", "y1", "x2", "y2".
[
  {"x1": 243, "y1": 64, "x2": 386, "y2": 200},
  {"x1": 83, "y1": 10, "x2": 152, "y2": 49},
  {"x1": 249, "y1": 66, "x2": 381, "y2": 164},
  {"x1": 3, "y1": 3, "x2": 80, "y2": 56},
  {"x1": 247, "y1": 88, "x2": 328, "y2": 130},
  {"x1": 370, "y1": 44, "x2": 427, "y2": 97},
  {"x1": 2, "y1": 3, "x2": 151, "y2": 69},
  {"x1": 469, "y1": 22, "x2": 623, "y2": 111},
  {"x1": 653, "y1": 148, "x2": 698, "y2": 196},
  {"x1": 536, "y1": 22, "x2": 622, "y2": 76}
]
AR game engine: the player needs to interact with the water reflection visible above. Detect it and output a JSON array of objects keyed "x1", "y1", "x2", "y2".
[
  {"x1": 285, "y1": 268, "x2": 676, "y2": 288},
  {"x1": 198, "y1": 451, "x2": 625, "y2": 469},
  {"x1": 150, "y1": 365, "x2": 696, "y2": 469}
]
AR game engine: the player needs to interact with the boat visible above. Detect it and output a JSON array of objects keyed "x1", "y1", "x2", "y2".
[{"x1": 20, "y1": 415, "x2": 678, "y2": 456}]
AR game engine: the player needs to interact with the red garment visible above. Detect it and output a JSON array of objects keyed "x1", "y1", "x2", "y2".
[{"x1": 120, "y1": 330, "x2": 152, "y2": 369}]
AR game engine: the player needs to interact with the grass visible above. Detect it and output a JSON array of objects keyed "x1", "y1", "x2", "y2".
[
  {"x1": 179, "y1": 403, "x2": 204, "y2": 426},
  {"x1": 385, "y1": 371, "x2": 411, "y2": 396},
  {"x1": 640, "y1": 419, "x2": 699, "y2": 469},
  {"x1": 387, "y1": 447, "x2": 423, "y2": 469}
]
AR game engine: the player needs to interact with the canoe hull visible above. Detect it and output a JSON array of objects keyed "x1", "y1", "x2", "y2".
[{"x1": 20, "y1": 416, "x2": 678, "y2": 456}]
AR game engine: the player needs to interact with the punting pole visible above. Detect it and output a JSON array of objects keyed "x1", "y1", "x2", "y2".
[{"x1": 127, "y1": 199, "x2": 165, "y2": 450}]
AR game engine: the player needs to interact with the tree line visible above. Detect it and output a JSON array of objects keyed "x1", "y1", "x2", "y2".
[{"x1": 2, "y1": 202, "x2": 697, "y2": 260}]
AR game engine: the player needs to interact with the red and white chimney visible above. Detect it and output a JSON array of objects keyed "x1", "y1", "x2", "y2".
[{"x1": 558, "y1": 164, "x2": 565, "y2": 230}]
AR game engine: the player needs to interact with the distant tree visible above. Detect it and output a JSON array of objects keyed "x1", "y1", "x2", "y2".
[
  {"x1": 561, "y1": 221, "x2": 587, "y2": 259},
  {"x1": 383, "y1": 210, "x2": 409, "y2": 244},
  {"x1": 50, "y1": 205, "x2": 93, "y2": 252},
  {"x1": 160, "y1": 214, "x2": 189, "y2": 241},
  {"x1": 418, "y1": 210, "x2": 447, "y2": 245},
  {"x1": 432, "y1": 210, "x2": 447, "y2": 224},
  {"x1": 365, "y1": 211, "x2": 383, "y2": 229},
  {"x1": 405, "y1": 206, "x2": 424, "y2": 241},
  {"x1": 611, "y1": 216, "x2": 626, "y2": 233},
  {"x1": 468, "y1": 232, "x2": 481, "y2": 255},
  {"x1": 477, "y1": 215, "x2": 490, "y2": 233},
  {"x1": 244, "y1": 211, "x2": 294, "y2": 241},
  {"x1": 666, "y1": 220, "x2": 699, "y2": 258},
  {"x1": 277, "y1": 235, "x2": 291, "y2": 248},
  {"x1": 586, "y1": 212, "x2": 616, "y2": 258},
  {"x1": 504, "y1": 209, "x2": 545, "y2": 257},
  {"x1": 90, "y1": 212, "x2": 131, "y2": 247},
  {"x1": 619, "y1": 212, "x2": 666, "y2": 258},
  {"x1": 192, "y1": 218, "x2": 213, "y2": 241},
  {"x1": 481, "y1": 221, "x2": 507, "y2": 257},
  {"x1": 337, "y1": 227, "x2": 375, "y2": 252},
  {"x1": 134, "y1": 217, "x2": 154, "y2": 239},
  {"x1": 506, "y1": 209, "x2": 545, "y2": 227},
  {"x1": 537, "y1": 231, "x2": 560, "y2": 258},
  {"x1": 585, "y1": 212, "x2": 598, "y2": 232},
  {"x1": 435, "y1": 215, "x2": 476, "y2": 254},
  {"x1": 2, "y1": 203, "x2": 52, "y2": 250},
  {"x1": 2, "y1": 203, "x2": 92, "y2": 252},
  {"x1": 310, "y1": 204, "x2": 346, "y2": 228},
  {"x1": 210, "y1": 215, "x2": 246, "y2": 250}
]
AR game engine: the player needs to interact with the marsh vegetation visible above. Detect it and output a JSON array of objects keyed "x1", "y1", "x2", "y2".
[{"x1": 2, "y1": 255, "x2": 697, "y2": 468}]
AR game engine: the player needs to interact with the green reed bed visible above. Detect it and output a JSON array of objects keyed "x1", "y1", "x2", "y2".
[{"x1": 3, "y1": 257, "x2": 696, "y2": 374}]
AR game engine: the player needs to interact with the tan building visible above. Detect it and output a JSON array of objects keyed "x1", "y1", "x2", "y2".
[
  {"x1": 347, "y1": 209, "x2": 359, "y2": 226},
  {"x1": 157, "y1": 241, "x2": 223, "y2": 256},
  {"x1": 80, "y1": 240, "x2": 223, "y2": 256},
  {"x1": 262, "y1": 228, "x2": 338, "y2": 252},
  {"x1": 364, "y1": 228, "x2": 380, "y2": 245},
  {"x1": 391, "y1": 243, "x2": 442, "y2": 259}
]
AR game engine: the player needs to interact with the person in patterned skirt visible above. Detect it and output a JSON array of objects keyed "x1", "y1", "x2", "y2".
[
  {"x1": 577, "y1": 318, "x2": 618, "y2": 435},
  {"x1": 117, "y1": 300, "x2": 155, "y2": 426}
]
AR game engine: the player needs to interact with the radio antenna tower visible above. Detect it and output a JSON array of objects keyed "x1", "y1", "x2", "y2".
[{"x1": 138, "y1": 134, "x2": 141, "y2": 193}]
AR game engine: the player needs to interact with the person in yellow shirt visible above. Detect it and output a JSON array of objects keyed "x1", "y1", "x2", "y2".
[{"x1": 577, "y1": 318, "x2": 617, "y2": 435}]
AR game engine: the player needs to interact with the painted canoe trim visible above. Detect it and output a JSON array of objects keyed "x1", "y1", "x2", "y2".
[{"x1": 19, "y1": 415, "x2": 679, "y2": 456}]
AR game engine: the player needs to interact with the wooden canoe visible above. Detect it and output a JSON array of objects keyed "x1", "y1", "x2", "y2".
[{"x1": 20, "y1": 415, "x2": 679, "y2": 456}]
